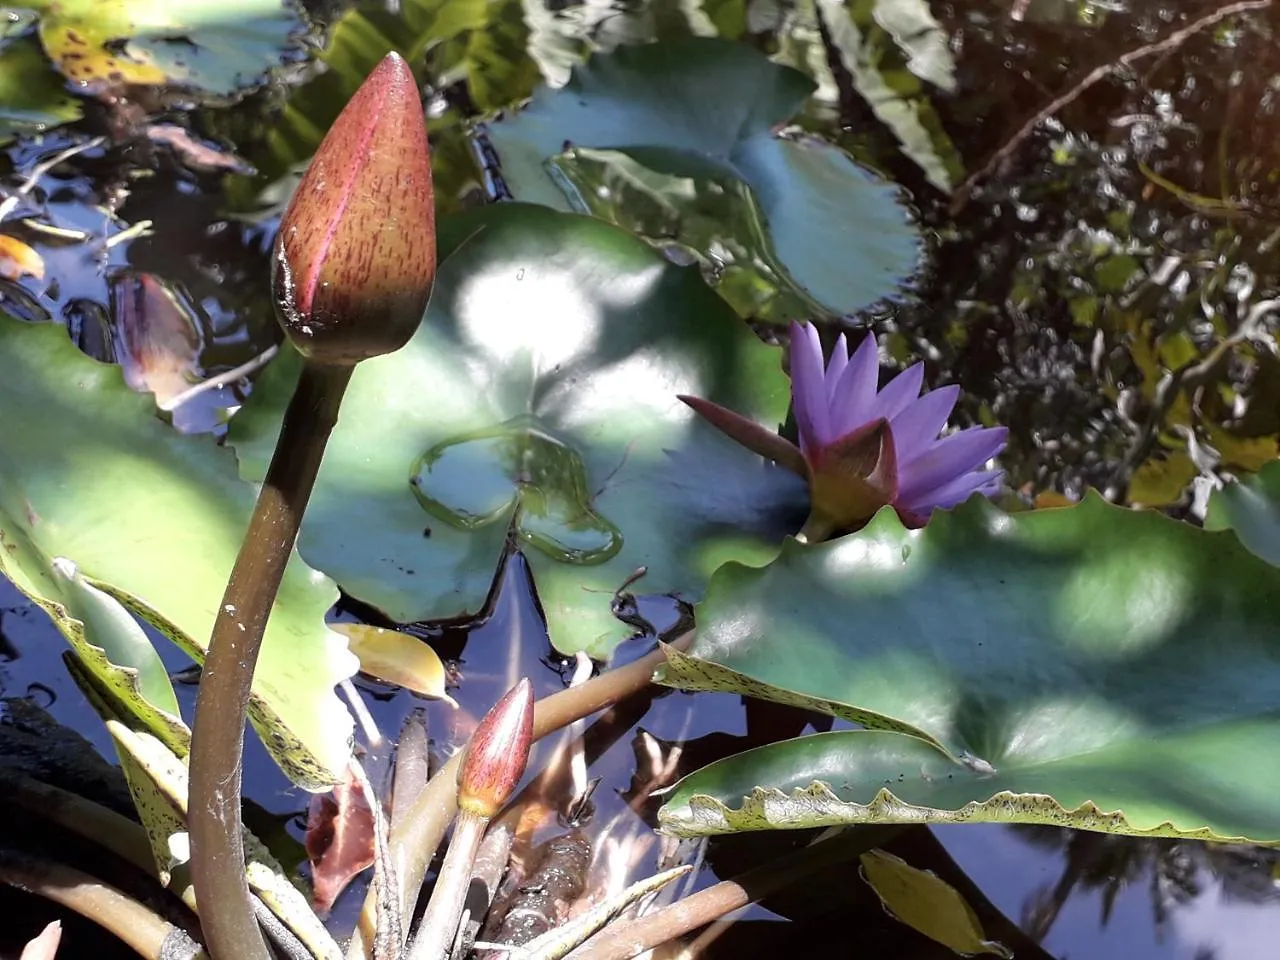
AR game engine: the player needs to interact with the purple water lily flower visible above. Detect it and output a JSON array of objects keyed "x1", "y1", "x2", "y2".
[{"x1": 680, "y1": 321, "x2": 1007, "y2": 539}]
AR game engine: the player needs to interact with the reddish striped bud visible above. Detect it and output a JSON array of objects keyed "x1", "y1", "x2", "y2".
[
  {"x1": 457, "y1": 678, "x2": 534, "y2": 818},
  {"x1": 272, "y1": 52, "x2": 436, "y2": 365}
]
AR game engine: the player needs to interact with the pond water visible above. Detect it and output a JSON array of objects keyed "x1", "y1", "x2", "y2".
[{"x1": 3, "y1": 0, "x2": 1280, "y2": 957}]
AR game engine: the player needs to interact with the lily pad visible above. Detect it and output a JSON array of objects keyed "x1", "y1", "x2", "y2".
[
  {"x1": 657, "y1": 494, "x2": 1280, "y2": 843},
  {"x1": 229, "y1": 204, "x2": 806, "y2": 656},
  {"x1": 0, "y1": 312, "x2": 356, "y2": 788},
  {"x1": 0, "y1": 34, "x2": 81, "y2": 143},
  {"x1": 1205, "y1": 461, "x2": 1280, "y2": 567},
  {"x1": 23, "y1": 0, "x2": 306, "y2": 94},
  {"x1": 486, "y1": 36, "x2": 920, "y2": 318}
]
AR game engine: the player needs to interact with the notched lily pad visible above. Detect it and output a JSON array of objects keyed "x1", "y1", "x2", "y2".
[
  {"x1": 658, "y1": 493, "x2": 1280, "y2": 843},
  {"x1": 230, "y1": 204, "x2": 806, "y2": 656},
  {"x1": 487, "y1": 36, "x2": 921, "y2": 319}
]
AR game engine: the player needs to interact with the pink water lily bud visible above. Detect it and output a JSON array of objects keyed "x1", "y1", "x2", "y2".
[
  {"x1": 457, "y1": 678, "x2": 534, "y2": 819},
  {"x1": 273, "y1": 52, "x2": 436, "y2": 365}
]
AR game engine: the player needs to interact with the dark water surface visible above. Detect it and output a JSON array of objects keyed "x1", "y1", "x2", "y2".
[{"x1": 4, "y1": 0, "x2": 1280, "y2": 956}]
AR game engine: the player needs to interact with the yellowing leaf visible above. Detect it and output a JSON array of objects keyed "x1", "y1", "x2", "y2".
[
  {"x1": 859, "y1": 849, "x2": 1012, "y2": 958},
  {"x1": 332, "y1": 623, "x2": 454, "y2": 704},
  {"x1": 0, "y1": 234, "x2": 45, "y2": 281},
  {"x1": 1204, "y1": 424, "x2": 1278, "y2": 472},
  {"x1": 25, "y1": 0, "x2": 306, "y2": 95},
  {"x1": 1129, "y1": 450, "x2": 1198, "y2": 507}
]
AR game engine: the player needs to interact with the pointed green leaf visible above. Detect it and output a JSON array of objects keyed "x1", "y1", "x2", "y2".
[{"x1": 860, "y1": 849, "x2": 1011, "y2": 958}]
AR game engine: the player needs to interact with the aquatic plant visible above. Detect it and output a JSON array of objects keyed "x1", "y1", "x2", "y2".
[
  {"x1": 187, "y1": 51, "x2": 437, "y2": 960},
  {"x1": 682, "y1": 320, "x2": 1007, "y2": 539}
]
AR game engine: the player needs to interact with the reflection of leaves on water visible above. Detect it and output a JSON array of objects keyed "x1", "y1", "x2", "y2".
[
  {"x1": 1011, "y1": 825, "x2": 1280, "y2": 943},
  {"x1": 874, "y1": 0, "x2": 1280, "y2": 510}
]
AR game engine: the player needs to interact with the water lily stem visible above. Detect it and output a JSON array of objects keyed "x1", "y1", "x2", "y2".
[
  {"x1": 347, "y1": 632, "x2": 696, "y2": 960},
  {"x1": 0, "y1": 849, "x2": 207, "y2": 960},
  {"x1": 406, "y1": 810, "x2": 489, "y2": 960},
  {"x1": 189, "y1": 359, "x2": 353, "y2": 960},
  {"x1": 566, "y1": 826, "x2": 903, "y2": 960}
]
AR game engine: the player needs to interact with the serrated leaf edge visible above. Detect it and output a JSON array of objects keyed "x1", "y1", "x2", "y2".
[{"x1": 657, "y1": 779, "x2": 1280, "y2": 846}]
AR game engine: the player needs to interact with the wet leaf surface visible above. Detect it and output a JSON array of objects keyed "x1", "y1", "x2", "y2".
[
  {"x1": 230, "y1": 204, "x2": 806, "y2": 656},
  {"x1": 0, "y1": 35, "x2": 81, "y2": 143},
  {"x1": 660, "y1": 494, "x2": 1280, "y2": 843},
  {"x1": 331, "y1": 623, "x2": 452, "y2": 703},
  {"x1": 488, "y1": 37, "x2": 921, "y2": 319},
  {"x1": 0, "y1": 312, "x2": 357, "y2": 787}
]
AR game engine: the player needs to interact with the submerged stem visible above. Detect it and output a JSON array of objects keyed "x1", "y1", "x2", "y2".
[
  {"x1": 0, "y1": 849, "x2": 207, "y2": 960},
  {"x1": 567, "y1": 826, "x2": 902, "y2": 960},
  {"x1": 407, "y1": 811, "x2": 489, "y2": 960},
  {"x1": 188, "y1": 360, "x2": 353, "y2": 960}
]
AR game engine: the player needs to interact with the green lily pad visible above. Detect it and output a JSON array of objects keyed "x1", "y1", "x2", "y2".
[
  {"x1": 657, "y1": 494, "x2": 1280, "y2": 843},
  {"x1": 0, "y1": 312, "x2": 356, "y2": 789},
  {"x1": 486, "y1": 36, "x2": 920, "y2": 319},
  {"x1": 0, "y1": 34, "x2": 81, "y2": 143},
  {"x1": 22, "y1": 0, "x2": 306, "y2": 94},
  {"x1": 229, "y1": 204, "x2": 806, "y2": 656},
  {"x1": 1205, "y1": 461, "x2": 1280, "y2": 567}
]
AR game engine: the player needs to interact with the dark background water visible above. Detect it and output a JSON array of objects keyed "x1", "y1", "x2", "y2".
[{"x1": 4, "y1": 0, "x2": 1280, "y2": 956}]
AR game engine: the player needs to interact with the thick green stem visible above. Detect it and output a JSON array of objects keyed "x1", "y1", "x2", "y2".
[{"x1": 188, "y1": 360, "x2": 353, "y2": 960}]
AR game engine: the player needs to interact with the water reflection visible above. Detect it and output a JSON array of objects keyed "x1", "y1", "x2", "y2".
[
  {"x1": 1, "y1": 0, "x2": 1279, "y2": 956},
  {"x1": 939, "y1": 823, "x2": 1280, "y2": 959}
]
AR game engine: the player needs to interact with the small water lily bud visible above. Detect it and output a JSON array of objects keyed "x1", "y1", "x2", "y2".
[
  {"x1": 457, "y1": 678, "x2": 534, "y2": 819},
  {"x1": 273, "y1": 52, "x2": 436, "y2": 365}
]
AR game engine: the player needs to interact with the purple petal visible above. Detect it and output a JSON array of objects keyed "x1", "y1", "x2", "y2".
[
  {"x1": 830, "y1": 333, "x2": 879, "y2": 438},
  {"x1": 826, "y1": 333, "x2": 849, "y2": 402},
  {"x1": 903, "y1": 468, "x2": 1004, "y2": 513},
  {"x1": 889, "y1": 385, "x2": 959, "y2": 465},
  {"x1": 790, "y1": 322, "x2": 832, "y2": 455},
  {"x1": 868, "y1": 363, "x2": 924, "y2": 423},
  {"x1": 896, "y1": 426, "x2": 1008, "y2": 506}
]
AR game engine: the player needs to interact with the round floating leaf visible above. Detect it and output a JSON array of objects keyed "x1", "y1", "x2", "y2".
[
  {"x1": 0, "y1": 35, "x2": 81, "y2": 144},
  {"x1": 25, "y1": 0, "x2": 305, "y2": 94},
  {"x1": 229, "y1": 204, "x2": 806, "y2": 656},
  {"x1": 486, "y1": 36, "x2": 920, "y2": 318},
  {"x1": 0, "y1": 312, "x2": 356, "y2": 789},
  {"x1": 1205, "y1": 460, "x2": 1280, "y2": 567},
  {"x1": 657, "y1": 494, "x2": 1280, "y2": 843}
]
